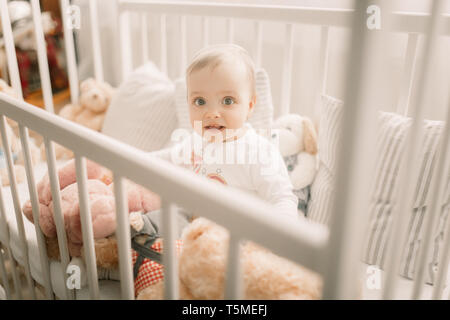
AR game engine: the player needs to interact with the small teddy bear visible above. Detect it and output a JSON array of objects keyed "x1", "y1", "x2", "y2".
[
  {"x1": 271, "y1": 114, "x2": 318, "y2": 217},
  {"x1": 136, "y1": 217, "x2": 322, "y2": 300}
]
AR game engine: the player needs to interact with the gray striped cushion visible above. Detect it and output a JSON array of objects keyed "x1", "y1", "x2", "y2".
[
  {"x1": 174, "y1": 68, "x2": 274, "y2": 132},
  {"x1": 102, "y1": 62, "x2": 178, "y2": 151},
  {"x1": 307, "y1": 94, "x2": 343, "y2": 224}
]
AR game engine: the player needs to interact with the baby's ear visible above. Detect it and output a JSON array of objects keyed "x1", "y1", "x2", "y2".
[{"x1": 248, "y1": 94, "x2": 257, "y2": 116}]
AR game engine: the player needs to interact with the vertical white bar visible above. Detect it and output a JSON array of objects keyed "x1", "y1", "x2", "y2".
[
  {"x1": 161, "y1": 201, "x2": 179, "y2": 300},
  {"x1": 226, "y1": 18, "x2": 234, "y2": 44},
  {"x1": 75, "y1": 156, "x2": 100, "y2": 300},
  {"x1": 43, "y1": 138, "x2": 74, "y2": 300},
  {"x1": 119, "y1": 10, "x2": 133, "y2": 81},
  {"x1": 322, "y1": 0, "x2": 379, "y2": 299},
  {"x1": 412, "y1": 108, "x2": 449, "y2": 299},
  {"x1": 0, "y1": 247, "x2": 12, "y2": 299},
  {"x1": 60, "y1": 0, "x2": 79, "y2": 105},
  {"x1": 112, "y1": 175, "x2": 134, "y2": 300},
  {"x1": 396, "y1": 33, "x2": 419, "y2": 116},
  {"x1": 316, "y1": 25, "x2": 330, "y2": 120},
  {"x1": 0, "y1": 116, "x2": 36, "y2": 299},
  {"x1": 31, "y1": 0, "x2": 55, "y2": 113},
  {"x1": 254, "y1": 21, "x2": 263, "y2": 68},
  {"x1": 224, "y1": 236, "x2": 242, "y2": 299},
  {"x1": 280, "y1": 24, "x2": 294, "y2": 116},
  {"x1": 19, "y1": 125, "x2": 53, "y2": 299},
  {"x1": 0, "y1": 0, "x2": 23, "y2": 98},
  {"x1": 141, "y1": 13, "x2": 149, "y2": 65},
  {"x1": 382, "y1": 0, "x2": 445, "y2": 300},
  {"x1": 160, "y1": 14, "x2": 168, "y2": 75},
  {"x1": 179, "y1": 15, "x2": 187, "y2": 77},
  {"x1": 89, "y1": 0, "x2": 104, "y2": 83},
  {"x1": 0, "y1": 189, "x2": 22, "y2": 299},
  {"x1": 202, "y1": 17, "x2": 210, "y2": 47}
]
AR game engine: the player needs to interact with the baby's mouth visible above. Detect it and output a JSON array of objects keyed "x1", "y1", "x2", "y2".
[{"x1": 204, "y1": 125, "x2": 225, "y2": 130}]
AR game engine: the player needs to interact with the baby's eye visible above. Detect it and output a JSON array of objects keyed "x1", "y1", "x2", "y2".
[
  {"x1": 194, "y1": 98, "x2": 206, "y2": 106},
  {"x1": 222, "y1": 97, "x2": 235, "y2": 105}
]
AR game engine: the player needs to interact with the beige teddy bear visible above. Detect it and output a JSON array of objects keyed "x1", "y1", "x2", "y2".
[
  {"x1": 41, "y1": 78, "x2": 115, "y2": 160},
  {"x1": 136, "y1": 217, "x2": 322, "y2": 300}
]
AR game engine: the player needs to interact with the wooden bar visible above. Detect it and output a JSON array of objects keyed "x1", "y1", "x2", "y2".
[
  {"x1": 89, "y1": 0, "x2": 104, "y2": 83},
  {"x1": 161, "y1": 201, "x2": 179, "y2": 299},
  {"x1": 119, "y1": 10, "x2": 133, "y2": 81},
  {"x1": 160, "y1": 14, "x2": 168, "y2": 74},
  {"x1": 179, "y1": 15, "x2": 187, "y2": 77},
  {"x1": 141, "y1": 13, "x2": 149, "y2": 64},
  {"x1": 224, "y1": 235, "x2": 242, "y2": 299},
  {"x1": 75, "y1": 156, "x2": 100, "y2": 299},
  {"x1": 280, "y1": 23, "x2": 294, "y2": 116},
  {"x1": 0, "y1": 246, "x2": 12, "y2": 299}
]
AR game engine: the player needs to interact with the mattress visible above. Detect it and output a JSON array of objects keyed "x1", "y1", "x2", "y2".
[{"x1": 0, "y1": 160, "x2": 121, "y2": 300}]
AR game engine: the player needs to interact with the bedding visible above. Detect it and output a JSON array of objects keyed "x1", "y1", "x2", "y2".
[{"x1": 308, "y1": 95, "x2": 450, "y2": 286}]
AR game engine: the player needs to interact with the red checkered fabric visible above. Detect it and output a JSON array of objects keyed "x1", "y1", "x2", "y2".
[{"x1": 132, "y1": 239, "x2": 183, "y2": 297}]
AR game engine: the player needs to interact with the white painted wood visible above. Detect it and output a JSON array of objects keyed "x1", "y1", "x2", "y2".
[
  {"x1": 397, "y1": 33, "x2": 419, "y2": 116},
  {"x1": 179, "y1": 15, "x2": 187, "y2": 77},
  {"x1": 224, "y1": 235, "x2": 242, "y2": 299},
  {"x1": 0, "y1": 116, "x2": 36, "y2": 299},
  {"x1": 60, "y1": 0, "x2": 79, "y2": 105},
  {"x1": 315, "y1": 25, "x2": 330, "y2": 120},
  {"x1": 382, "y1": 0, "x2": 445, "y2": 300},
  {"x1": 280, "y1": 24, "x2": 294, "y2": 116},
  {"x1": 160, "y1": 14, "x2": 168, "y2": 75},
  {"x1": 89, "y1": 0, "x2": 104, "y2": 83},
  {"x1": 75, "y1": 156, "x2": 100, "y2": 299},
  {"x1": 18, "y1": 125, "x2": 53, "y2": 299},
  {"x1": 254, "y1": 21, "x2": 263, "y2": 68},
  {"x1": 119, "y1": 10, "x2": 133, "y2": 81},
  {"x1": 141, "y1": 13, "x2": 149, "y2": 64},
  {"x1": 30, "y1": 0, "x2": 55, "y2": 113},
  {"x1": 0, "y1": 0, "x2": 23, "y2": 98},
  {"x1": 161, "y1": 201, "x2": 179, "y2": 300},
  {"x1": 226, "y1": 18, "x2": 234, "y2": 43},
  {"x1": 112, "y1": 176, "x2": 134, "y2": 300},
  {"x1": 43, "y1": 138, "x2": 74, "y2": 300}
]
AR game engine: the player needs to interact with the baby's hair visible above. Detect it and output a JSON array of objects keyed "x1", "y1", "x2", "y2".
[{"x1": 186, "y1": 44, "x2": 256, "y2": 96}]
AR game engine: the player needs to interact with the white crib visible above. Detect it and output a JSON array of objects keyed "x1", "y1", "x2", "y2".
[{"x1": 0, "y1": 0, "x2": 449, "y2": 301}]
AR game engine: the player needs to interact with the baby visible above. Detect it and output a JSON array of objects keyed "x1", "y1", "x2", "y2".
[{"x1": 149, "y1": 44, "x2": 299, "y2": 222}]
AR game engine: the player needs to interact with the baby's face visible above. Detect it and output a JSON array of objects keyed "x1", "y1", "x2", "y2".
[{"x1": 187, "y1": 61, "x2": 255, "y2": 142}]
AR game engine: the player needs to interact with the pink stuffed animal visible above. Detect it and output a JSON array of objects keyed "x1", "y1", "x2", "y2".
[{"x1": 22, "y1": 159, "x2": 161, "y2": 260}]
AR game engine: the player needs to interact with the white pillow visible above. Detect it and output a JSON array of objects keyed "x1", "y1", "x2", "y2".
[
  {"x1": 309, "y1": 95, "x2": 449, "y2": 285},
  {"x1": 102, "y1": 62, "x2": 178, "y2": 152},
  {"x1": 174, "y1": 68, "x2": 274, "y2": 132}
]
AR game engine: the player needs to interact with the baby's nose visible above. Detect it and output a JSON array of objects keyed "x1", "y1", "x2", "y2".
[{"x1": 205, "y1": 109, "x2": 220, "y2": 119}]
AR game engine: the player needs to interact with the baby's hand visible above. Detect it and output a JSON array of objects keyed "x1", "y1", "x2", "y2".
[{"x1": 129, "y1": 211, "x2": 144, "y2": 231}]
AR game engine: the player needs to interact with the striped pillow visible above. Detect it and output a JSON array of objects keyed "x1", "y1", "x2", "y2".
[
  {"x1": 362, "y1": 113, "x2": 447, "y2": 284},
  {"x1": 174, "y1": 68, "x2": 274, "y2": 132},
  {"x1": 307, "y1": 94, "x2": 343, "y2": 224},
  {"x1": 102, "y1": 62, "x2": 178, "y2": 151}
]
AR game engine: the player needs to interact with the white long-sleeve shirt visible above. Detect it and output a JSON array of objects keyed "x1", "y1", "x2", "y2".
[{"x1": 149, "y1": 123, "x2": 299, "y2": 221}]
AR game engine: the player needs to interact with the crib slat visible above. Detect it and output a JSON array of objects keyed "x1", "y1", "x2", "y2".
[
  {"x1": 2, "y1": 247, "x2": 22, "y2": 299},
  {"x1": 75, "y1": 156, "x2": 100, "y2": 300},
  {"x1": 0, "y1": 246, "x2": 12, "y2": 299},
  {"x1": 89, "y1": 0, "x2": 104, "y2": 83},
  {"x1": 161, "y1": 201, "x2": 179, "y2": 300},
  {"x1": 18, "y1": 125, "x2": 54, "y2": 299},
  {"x1": 382, "y1": 0, "x2": 445, "y2": 300},
  {"x1": 0, "y1": 0, "x2": 23, "y2": 98},
  {"x1": 160, "y1": 14, "x2": 168, "y2": 75},
  {"x1": 254, "y1": 21, "x2": 263, "y2": 68},
  {"x1": 226, "y1": 18, "x2": 234, "y2": 44},
  {"x1": 224, "y1": 236, "x2": 242, "y2": 299},
  {"x1": 119, "y1": 10, "x2": 133, "y2": 81},
  {"x1": 0, "y1": 116, "x2": 36, "y2": 300},
  {"x1": 112, "y1": 175, "x2": 134, "y2": 300},
  {"x1": 397, "y1": 33, "x2": 419, "y2": 116},
  {"x1": 141, "y1": 13, "x2": 149, "y2": 65},
  {"x1": 411, "y1": 107, "x2": 449, "y2": 299},
  {"x1": 59, "y1": 0, "x2": 79, "y2": 105},
  {"x1": 322, "y1": 0, "x2": 380, "y2": 299},
  {"x1": 179, "y1": 15, "x2": 187, "y2": 77},
  {"x1": 0, "y1": 188, "x2": 22, "y2": 299},
  {"x1": 280, "y1": 23, "x2": 294, "y2": 116},
  {"x1": 30, "y1": 0, "x2": 55, "y2": 114},
  {"x1": 202, "y1": 17, "x2": 210, "y2": 47},
  {"x1": 43, "y1": 139, "x2": 74, "y2": 300},
  {"x1": 315, "y1": 25, "x2": 330, "y2": 119}
]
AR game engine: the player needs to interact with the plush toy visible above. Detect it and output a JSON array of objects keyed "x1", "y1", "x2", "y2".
[
  {"x1": 22, "y1": 159, "x2": 161, "y2": 260},
  {"x1": 135, "y1": 217, "x2": 322, "y2": 300},
  {"x1": 271, "y1": 114, "x2": 318, "y2": 217}
]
